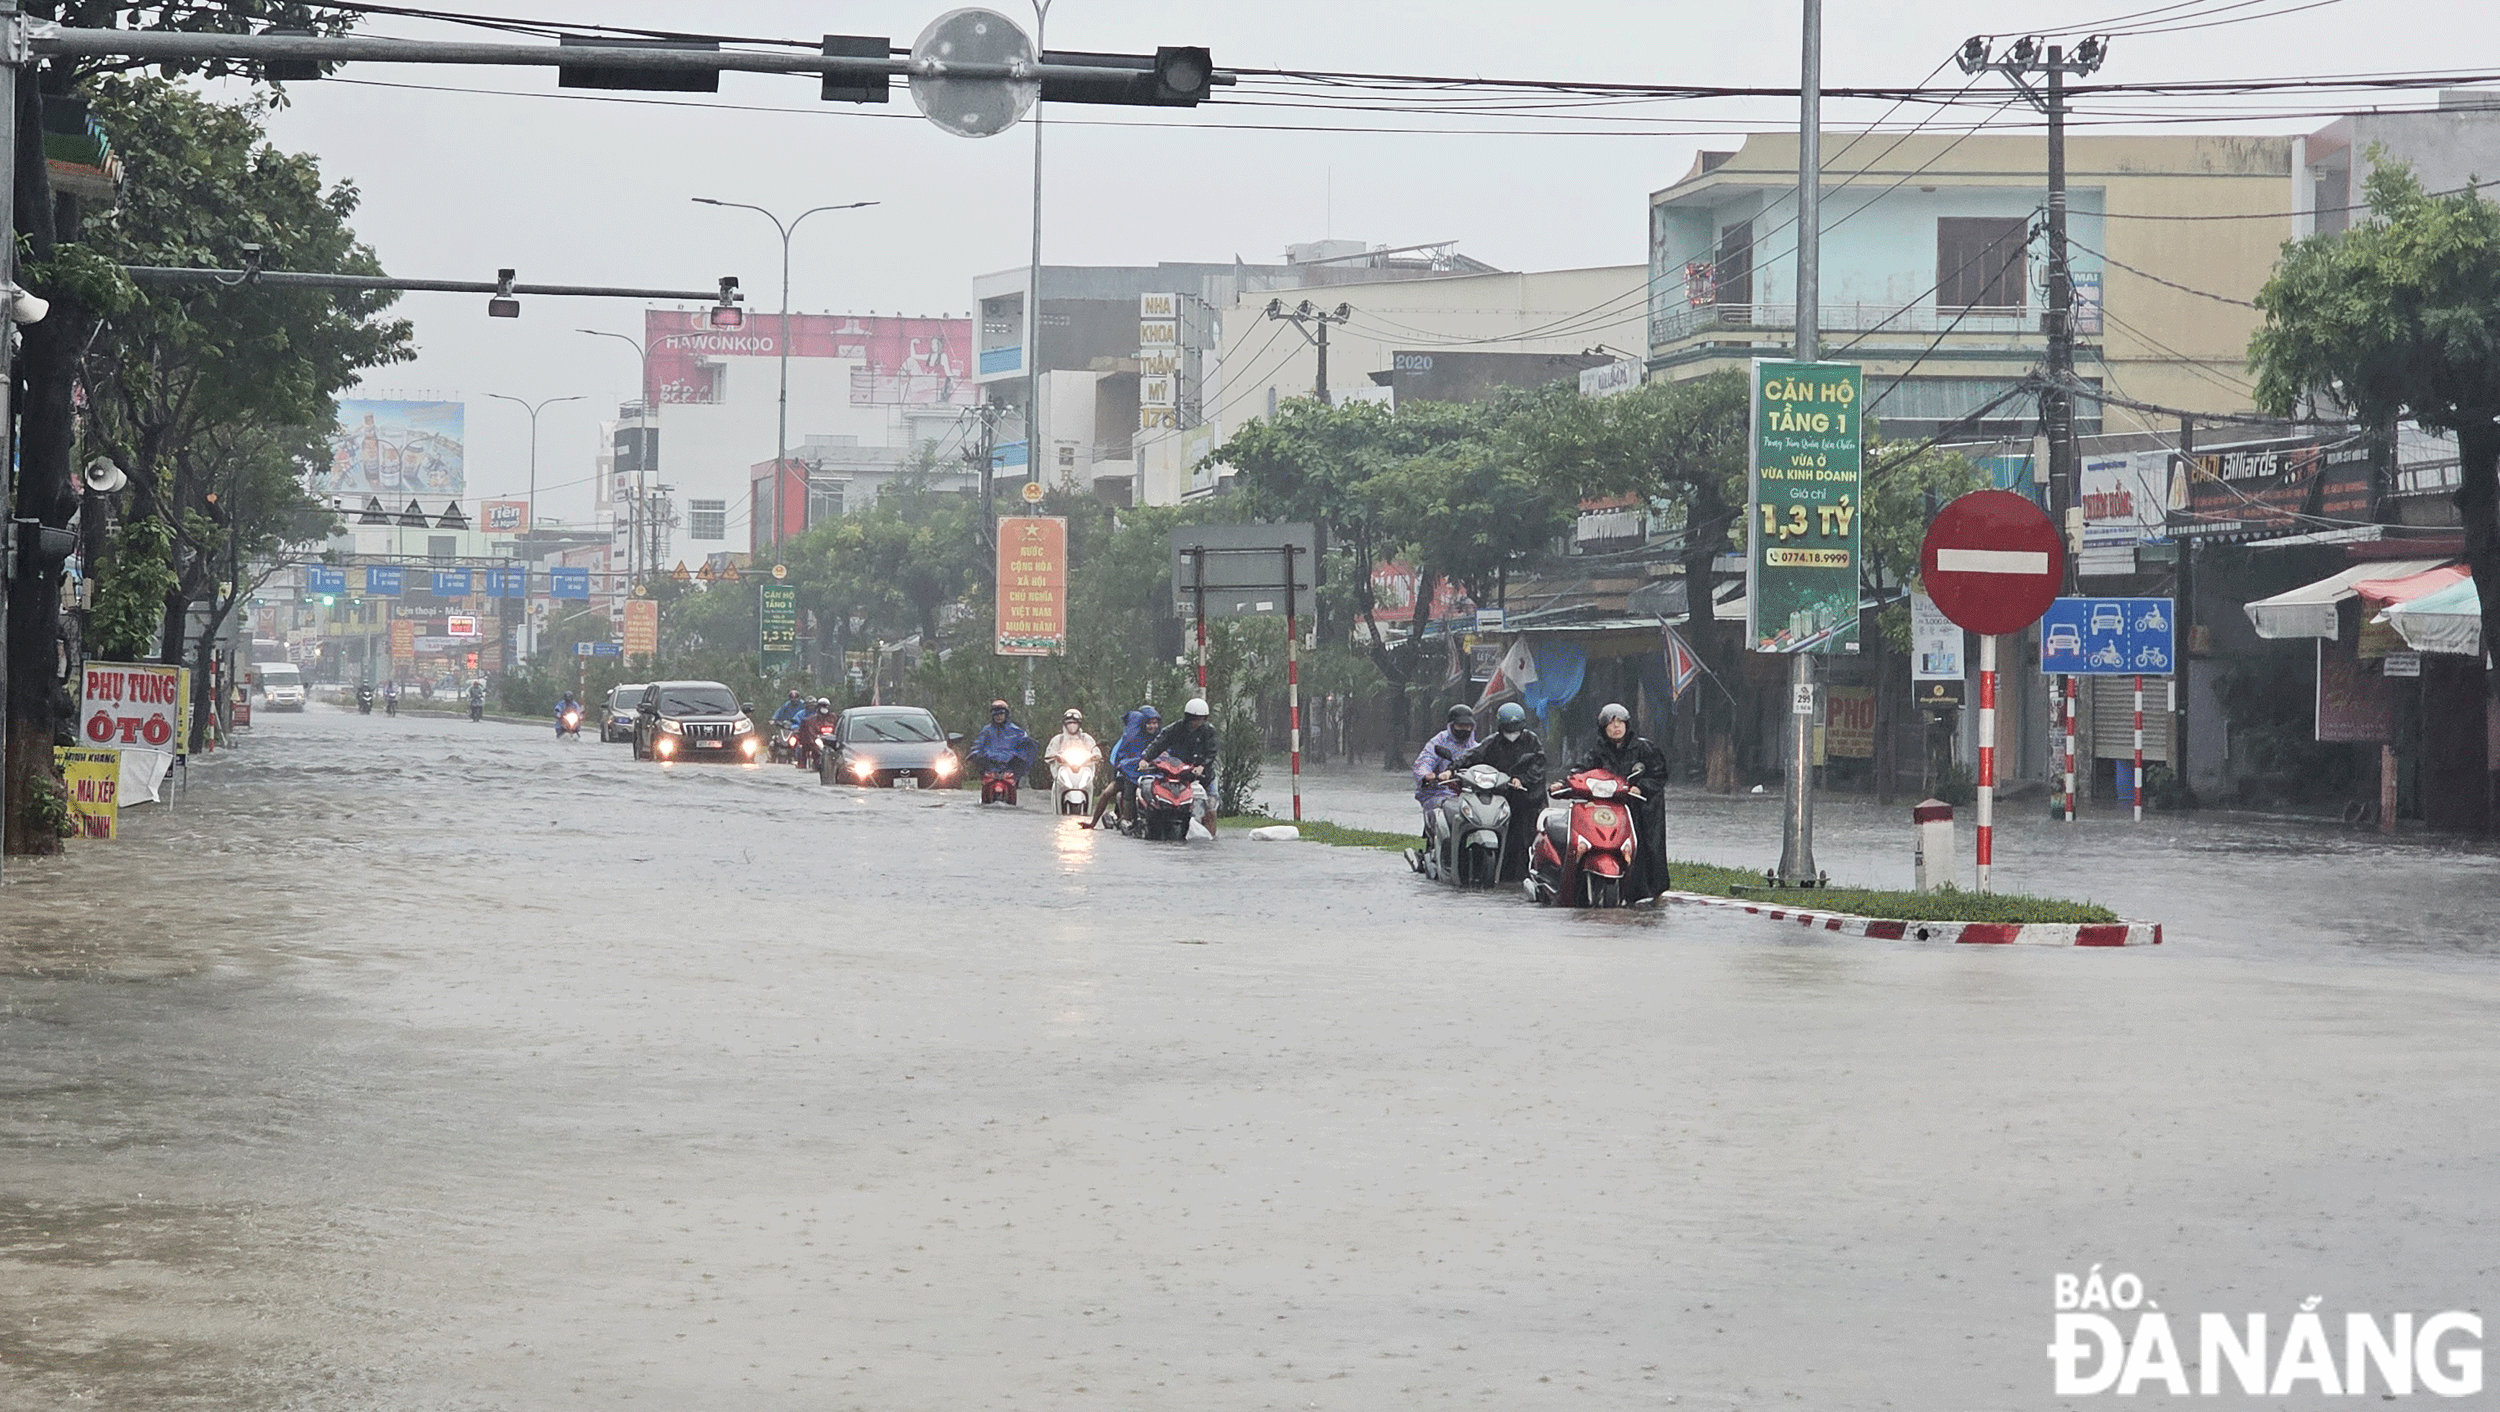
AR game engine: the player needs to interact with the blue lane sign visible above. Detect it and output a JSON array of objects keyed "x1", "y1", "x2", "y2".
[
  {"x1": 549, "y1": 567, "x2": 591, "y2": 600},
  {"x1": 2040, "y1": 596, "x2": 2175, "y2": 675},
  {"x1": 574, "y1": 641, "x2": 623, "y2": 658},
  {"x1": 305, "y1": 565, "x2": 347, "y2": 595}
]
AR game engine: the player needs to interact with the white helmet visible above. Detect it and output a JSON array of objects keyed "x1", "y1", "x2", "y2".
[
  {"x1": 1184, "y1": 696, "x2": 1210, "y2": 719},
  {"x1": 1063, "y1": 707, "x2": 1083, "y2": 723}
]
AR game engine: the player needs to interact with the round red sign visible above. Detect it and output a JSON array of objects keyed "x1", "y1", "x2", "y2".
[{"x1": 1918, "y1": 490, "x2": 2065, "y2": 636}]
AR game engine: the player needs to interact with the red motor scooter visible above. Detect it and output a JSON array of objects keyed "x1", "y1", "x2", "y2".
[
  {"x1": 794, "y1": 716, "x2": 837, "y2": 772},
  {"x1": 1526, "y1": 767, "x2": 1640, "y2": 908},
  {"x1": 978, "y1": 755, "x2": 1026, "y2": 804},
  {"x1": 1136, "y1": 757, "x2": 1200, "y2": 842}
]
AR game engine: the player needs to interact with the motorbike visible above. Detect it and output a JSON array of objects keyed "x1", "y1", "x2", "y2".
[
  {"x1": 384, "y1": 690, "x2": 398, "y2": 717},
  {"x1": 1526, "y1": 768, "x2": 1640, "y2": 909},
  {"x1": 1049, "y1": 740, "x2": 1099, "y2": 816},
  {"x1": 357, "y1": 686, "x2": 374, "y2": 715},
  {"x1": 1137, "y1": 756, "x2": 1200, "y2": 842},
  {"x1": 794, "y1": 717, "x2": 837, "y2": 771},
  {"x1": 768, "y1": 724, "x2": 798, "y2": 765},
  {"x1": 557, "y1": 706, "x2": 583, "y2": 741},
  {"x1": 977, "y1": 755, "x2": 1024, "y2": 805},
  {"x1": 468, "y1": 696, "x2": 485, "y2": 723},
  {"x1": 1418, "y1": 762, "x2": 1515, "y2": 888}
]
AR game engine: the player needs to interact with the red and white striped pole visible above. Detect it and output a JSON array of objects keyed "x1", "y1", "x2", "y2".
[
  {"x1": 2132, "y1": 673, "x2": 2145, "y2": 822},
  {"x1": 2062, "y1": 674, "x2": 2078, "y2": 822},
  {"x1": 1977, "y1": 634, "x2": 1997, "y2": 893},
  {"x1": 1283, "y1": 544, "x2": 1303, "y2": 822}
]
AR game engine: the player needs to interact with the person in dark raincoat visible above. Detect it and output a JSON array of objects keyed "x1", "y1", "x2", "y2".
[
  {"x1": 1454, "y1": 701, "x2": 1546, "y2": 881},
  {"x1": 1093, "y1": 704, "x2": 1162, "y2": 828},
  {"x1": 1568, "y1": 701, "x2": 1672, "y2": 900}
]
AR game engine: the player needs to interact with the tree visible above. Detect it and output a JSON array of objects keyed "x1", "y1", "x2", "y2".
[
  {"x1": 2251, "y1": 158, "x2": 2500, "y2": 709},
  {"x1": 1218, "y1": 397, "x2": 1489, "y2": 760},
  {"x1": 1506, "y1": 371, "x2": 1750, "y2": 789},
  {"x1": 5, "y1": 6, "x2": 373, "y2": 851}
]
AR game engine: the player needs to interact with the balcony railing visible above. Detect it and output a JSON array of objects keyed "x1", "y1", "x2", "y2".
[{"x1": 1650, "y1": 301, "x2": 2040, "y2": 349}]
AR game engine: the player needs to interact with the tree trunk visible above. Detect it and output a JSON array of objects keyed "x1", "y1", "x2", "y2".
[
  {"x1": 1684, "y1": 480, "x2": 1739, "y2": 793},
  {"x1": 2454, "y1": 420, "x2": 2500, "y2": 833},
  {"x1": 3, "y1": 79, "x2": 75, "y2": 855}
]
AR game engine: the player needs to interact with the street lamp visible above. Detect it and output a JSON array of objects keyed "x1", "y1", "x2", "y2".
[
  {"x1": 484, "y1": 391, "x2": 586, "y2": 535},
  {"x1": 690, "y1": 196, "x2": 879, "y2": 546},
  {"x1": 579, "y1": 328, "x2": 658, "y2": 583}
]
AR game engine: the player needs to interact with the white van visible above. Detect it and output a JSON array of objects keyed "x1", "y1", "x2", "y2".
[{"x1": 259, "y1": 662, "x2": 306, "y2": 711}]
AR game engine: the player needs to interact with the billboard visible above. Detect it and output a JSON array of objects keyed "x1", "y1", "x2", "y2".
[
  {"x1": 78, "y1": 662, "x2": 185, "y2": 750},
  {"x1": 623, "y1": 598, "x2": 659, "y2": 658},
  {"x1": 324, "y1": 400, "x2": 464, "y2": 499},
  {"x1": 1746, "y1": 359, "x2": 1864, "y2": 654},
  {"x1": 995, "y1": 516, "x2": 1067, "y2": 656},
  {"x1": 481, "y1": 500, "x2": 529, "y2": 534},
  {"x1": 644, "y1": 310, "x2": 974, "y2": 408},
  {"x1": 2080, "y1": 450, "x2": 2169, "y2": 548}
]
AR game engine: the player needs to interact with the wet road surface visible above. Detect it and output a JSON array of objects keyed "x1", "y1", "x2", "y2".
[{"x1": 4, "y1": 707, "x2": 2496, "y2": 1409}]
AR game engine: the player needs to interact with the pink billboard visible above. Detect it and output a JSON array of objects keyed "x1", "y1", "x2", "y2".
[{"x1": 643, "y1": 311, "x2": 973, "y2": 408}]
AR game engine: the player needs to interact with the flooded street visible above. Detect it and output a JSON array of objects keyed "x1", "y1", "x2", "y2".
[{"x1": 5, "y1": 708, "x2": 2497, "y2": 1410}]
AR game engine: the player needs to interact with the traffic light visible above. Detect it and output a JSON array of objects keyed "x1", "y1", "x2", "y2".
[
  {"x1": 319, "y1": 594, "x2": 335, "y2": 607},
  {"x1": 12, "y1": 518, "x2": 74, "y2": 581},
  {"x1": 1041, "y1": 47, "x2": 1214, "y2": 107},
  {"x1": 466, "y1": 652, "x2": 479, "y2": 671}
]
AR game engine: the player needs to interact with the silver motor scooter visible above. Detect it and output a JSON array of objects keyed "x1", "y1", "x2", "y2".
[{"x1": 1420, "y1": 762, "x2": 1514, "y2": 888}]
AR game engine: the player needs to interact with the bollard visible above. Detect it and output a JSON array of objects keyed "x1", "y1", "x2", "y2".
[{"x1": 1913, "y1": 798, "x2": 1956, "y2": 892}]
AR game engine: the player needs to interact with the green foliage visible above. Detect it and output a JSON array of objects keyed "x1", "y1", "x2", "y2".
[
  {"x1": 21, "y1": 775, "x2": 76, "y2": 840},
  {"x1": 2251, "y1": 158, "x2": 2500, "y2": 433},
  {"x1": 1862, "y1": 429, "x2": 1988, "y2": 595},
  {"x1": 48, "y1": 4, "x2": 367, "y2": 89},
  {"x1": 89, "y1": 517, "x2": 178, "y2": 659}
]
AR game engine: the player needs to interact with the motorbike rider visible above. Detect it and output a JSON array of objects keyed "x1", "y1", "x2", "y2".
[
  {"x1": 1567, "y1": 701, "x2": 1672, "y2": 901},
  {"x1": 555, "y1": 690, "x2": 582, "y2": 736},
  {"x1": 1095, "y1": 704, "x2": 1161, "y2": 828},
  {"x1": 1452, "y1": 701, "x2": 1546, "y2": 881},
  {"x1": 1140, "y1": 696, "x2": 1219, "y2": 835},
  {"x1": 969, "y1": 700, "x2": 1038, "y2": 783},
  {"x1": 1044, "y1": 708, "x2": 1099, "y2": 773},
  {"x1": 383, "y1": 680, "x2": 400, "y2": 716},
  {"x1": 770, "y1": 689, "x2": 809, "y2": 732},
  {"x1": 1410, "y1": 703, "x2": 1480, "y2": 832},
  {"x1": 356, "y1": 681, "x2": 374, "y2": 713},
  {"x1": 466, "y1": 678, "x2": 486, "y2": 720},
  {"x1": 796, "y1": 696, "x2": 838, "y2": 769}
]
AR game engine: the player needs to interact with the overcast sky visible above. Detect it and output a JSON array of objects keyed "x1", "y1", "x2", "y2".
[{"x1": 218, "y1": 0, "x2": 2465, "y2": 520}]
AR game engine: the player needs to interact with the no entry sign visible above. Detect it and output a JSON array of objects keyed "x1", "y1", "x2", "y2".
[{"x1": 1919, "y1": 490, "x2": 2065, "y2": 636}]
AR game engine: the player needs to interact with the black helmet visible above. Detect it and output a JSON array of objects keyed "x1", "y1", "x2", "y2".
[{"x1": 1446, "y1": 703, "x2": 1476, "y2": 725}]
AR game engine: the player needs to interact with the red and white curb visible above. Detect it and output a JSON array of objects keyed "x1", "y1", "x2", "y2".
[{"x1": 1656, "y1": 888, "x2": 2162, "y2": 947}]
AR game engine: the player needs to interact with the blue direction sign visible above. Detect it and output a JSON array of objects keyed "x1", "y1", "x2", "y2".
[
  {"x1": 574, "y1": 641, "x2": 624, "y2": 658},
  {"x1": 304, "y1": 565, "x2": 347, "y2": 595},
  {"x1": 2040, "y1": 596, "x2": 2175, "y2": 675},
  {"x1": 483, "y1": 567, "x2": 529, "y2": 599},
  {"x1": 549, "y1": 567, "x2": 590, "y2": 600}
]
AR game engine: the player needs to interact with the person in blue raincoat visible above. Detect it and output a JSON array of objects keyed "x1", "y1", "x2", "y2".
[
  {"x1": 969, "y1": 699, "x2": 1038, "y2": 780},
  {"x1": 1409, "y1": 702, "x2": 1480, "y2": 832},
  {"x1": 1093, "y1": 703, "x2": 1162, "y2": 828}
]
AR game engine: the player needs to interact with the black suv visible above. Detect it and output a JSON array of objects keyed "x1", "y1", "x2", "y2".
[{"x1": 634, "y1": 680, "x2": 761, "y2": 763}]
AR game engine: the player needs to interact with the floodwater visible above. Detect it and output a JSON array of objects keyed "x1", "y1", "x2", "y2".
[{"x1": 4, "y1": 708, "x2": 2496, "y2": 1410}]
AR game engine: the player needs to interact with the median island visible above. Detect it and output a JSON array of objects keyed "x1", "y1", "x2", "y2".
[{"x1": 1242, "y1": 814, "x2": 2121, "y2": 926}]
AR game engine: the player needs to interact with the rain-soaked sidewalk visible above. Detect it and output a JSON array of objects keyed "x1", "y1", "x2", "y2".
[{"x1": 2, "y1": 708, "x2": 2495, "y2": 1410}]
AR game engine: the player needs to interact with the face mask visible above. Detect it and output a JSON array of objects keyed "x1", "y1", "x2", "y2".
[
  {"x1": 1452, "y1": 725, "x2": 1473, "y2": 740},
  {"x1": 1501, "y1": 727, "x2": 1522, "y2": 741}
]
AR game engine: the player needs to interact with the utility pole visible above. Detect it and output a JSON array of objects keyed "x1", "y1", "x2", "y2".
[
  {"x1": 1776, "y1": 0, "x2": 1823, "y2": 887},
  {"x1": 1962, "y1": 32, "x2": 2104, "y2": 820},
  {"x1": 1959, "y1": 32, "x2": 2106, "y2": 578},
  {"x1": 0, "y1": 0, "x2": 21, "y2": 877},
  {"x1": 484, "y1": 391, "x2": 584, "y2": 662},
  {"x1": 1262, "y1": 299, "x2": 1353, "y2": 406},
  {"x1": 1024, "y1": 0, "x2": 1055, "y2": 503}
]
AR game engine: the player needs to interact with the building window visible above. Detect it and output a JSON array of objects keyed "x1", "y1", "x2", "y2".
[
  {"x1": 428, "y1": 535, "x2": 457, "y2": 562},
  {"x1": 808, "y1": 481, "x2": 845, "y2": 523},
  {"x1": 689, "y1": 499, "x2": 725, "y2": 541},
  {"x1": 1936, "y1": 217, "x2": 2029, "y2": 310}
]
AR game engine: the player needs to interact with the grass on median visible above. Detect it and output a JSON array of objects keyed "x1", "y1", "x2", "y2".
[{"x1": 1240, "y1": 813, "x2": 2122, "y2": 924}]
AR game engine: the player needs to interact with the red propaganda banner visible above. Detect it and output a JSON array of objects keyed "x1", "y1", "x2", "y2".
[
  {"x1": 643, "y1": 310, "x2": 974, "y2": 408},
  {"x1": 995, "y1": 516, "x2": 1067, "y2": 657},
  {"x1": 390, "y1": 619, "x2": 417, "y2": 663},
  {"x1": 622, "y1": 599, "x2": 660, "y2": 659}
]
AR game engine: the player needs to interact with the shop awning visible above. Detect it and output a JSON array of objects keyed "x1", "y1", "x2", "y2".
[
  {"x1": 2243, "y1": 558, "x2": 2449, "y2": 640},
  {"x1": 2377, "y1": 577, "x2": 2485, "y2": 657},
  {"x1": 2354, "y1": 562, "x2": 2469, "y2": 613}
]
